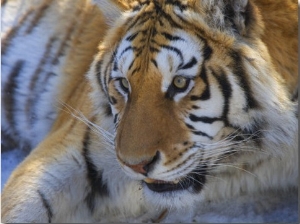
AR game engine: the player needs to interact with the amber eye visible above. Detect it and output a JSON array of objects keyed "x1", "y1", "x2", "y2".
[
  {"x1": 166, "y1": 76, "x2": 191, "y2": 99},
  {"x1": 173, "y1": 76, "x2": 189, "y2": 89},
  {"x1": 119, "y1": 78, "x2": 129, "y2": 92}
]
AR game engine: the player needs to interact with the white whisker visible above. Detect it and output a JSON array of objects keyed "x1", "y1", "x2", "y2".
[
  {"x1": 56, "y1": 100, "x2": 116, "y2": 154},
  {"x1": 212, "y1": 163, "x2": 257, "y2": 177}
]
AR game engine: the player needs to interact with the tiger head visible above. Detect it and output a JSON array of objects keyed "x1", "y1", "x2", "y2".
[{"x1": 89, "y1": 0, "x2": 297, "y2": 207}]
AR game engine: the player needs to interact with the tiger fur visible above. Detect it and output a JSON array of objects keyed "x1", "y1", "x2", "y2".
[{"x1": 1, "y1": 0, "x2": 298, "y2": 222}]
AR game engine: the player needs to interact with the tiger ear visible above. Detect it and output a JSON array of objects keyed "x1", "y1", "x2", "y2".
[
  {"x1": 225, "y1": 0, "x2": 252, "y2": 35},
  {"x1": 92, "y1": 0, "x2": 132, "y2": 25},
  {"x1": 202, "y1": 0, "x2": 261, "y2": 37}
]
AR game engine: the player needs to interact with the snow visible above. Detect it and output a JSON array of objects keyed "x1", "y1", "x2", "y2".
[{"x1": 1, "y1": 148, "x2": 27, "y2": 190}]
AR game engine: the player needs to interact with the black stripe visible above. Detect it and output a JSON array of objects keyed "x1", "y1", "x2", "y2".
[
  {"x1": 113, "y1": 60, "x2": 118, "y2": 71},
  {"x1": 95, "y1": 60, "x2": 107, "y2": 95},
  {"x1": 160, "y1": 44, "x2": 184, "y2": 63},
  {"x1": 161, "y1": 32, "x2": 184, "y2": 41},
  {"x1": 37, "y1": 189, "x2": 53, "y2": 223},
  {"x1": 113, "y1": 114, "x2": 118, "y2": 124},
  {"x1": 2, "y1": 10, "x2": 33, "y2": 55},
  {"x1": 26, "y1": 37, "x2": 57, "y2": 127},
  {"x1": 151, "y1": 27, "x2": 159, "y2": 39},
  {"x1": 109, "y1": 96, "x2": 117, "y2": 105},
  {"x1": 189, "y1": 122, "x2": 218, "y2": 142},
  {"x1": 230, "y1": 50, "x2": 259, "y2": 110},
  {"x1": 203, "y1": 45, "x2": 213, "y2": 60},
  {"x1": 131, "y1": 66, "x2": 141, "y2": 76},
  {"x1": 1, "y1": 130, "x2": 20, "y2": 152},
  {"x1": 159, "y1": 11, "x2": 184, "y2": 29},
  {"x1": 126, "y1": 32, "x2": 139, "y2": 41},
  {"x1": 128, "y1": 60, "x2": 134, "y2": 71},
  {"x1": 149, "y1": 46, "x2": 160, "y2": 53},
  {"x1": 105, "y1": 104, "x2": 112, "y2": 117},
  {"x1": 127, "y1": 9, "x2": 152, "y2": 30},
  {"x1": 25, "y1": 1, "x2": 52, "y2": 34},
  {"x1": 186, "y1": 123, "x2": 195, "y2": 130},
  {"x1": 190, "y1": 66, "x2": 210, "y2": 101},
  {"x1": 103, "y1": 63, "x2": 111, "y2": 93},
  {"x1": 103, "y1": 50, "x2": 117, "y2": 94},
  {"x1": 211, "y1": 68, "x2": 232, "y2": 126},
  {"x1": 151, "y1": 58, "x2": 158, "y2": 68},
  {"x1": 119, "y1": 46, "x2": 135, "y2": 60},
  {"x1": 179, "y1": 57, "x2": 197, "y2": 70},
  {"x1": 189, "y1": 114, "x2": 222, "y2": 123},
  {"x1": 3, "y1": 60, "x2": 25, "y2": 131},
  {"x1": 135, "y1": 47, "x2": 144, "y2": 58},
  {"x1": 127, "y1": 15, "x2": 142, "y2": 31},
  {"x1": 193, "y1": 131, "x2": 213, "y2": 139},
  {"x1": 82, "y1": 126, "x2": 109, "y2": 213},
  {"x1": 135, "y1": 12, "x2": 153, "y2": 27},
  {"x1": 28, "y1": 71, "x2": 57, "y2": 127}
]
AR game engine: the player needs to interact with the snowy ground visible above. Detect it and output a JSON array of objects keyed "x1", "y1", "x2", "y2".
[{"x1": 1, "y1": 148, "x2": 27, "y2": 190}]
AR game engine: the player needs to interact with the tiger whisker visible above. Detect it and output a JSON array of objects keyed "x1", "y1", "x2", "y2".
[
  {"x1": 187, "y1": 171, "x2": 226, "y2": 183},
  {"x1": 56, "y1": 101, "x2": 116, "y2": 154},
  {"x1": 57, "y1": 100, "x2": 114, "y2": 140},
  {"x1": 194, "y1": 146, "x2": 269, "y2": 159},
  {"x1": 210, "y1": 163, "x2": 257, "y2": 177}
]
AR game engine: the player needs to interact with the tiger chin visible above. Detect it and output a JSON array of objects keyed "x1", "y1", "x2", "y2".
[{"x1": 1, "y1": 0, "x2": 298, "y2": 223}]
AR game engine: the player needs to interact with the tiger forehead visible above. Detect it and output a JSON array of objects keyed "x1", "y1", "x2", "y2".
[
  {"x1": 130, "y1": 0, "x2": 191, "y2": 11},
  {"x1": 112, "y1": 1, "x2": 192, "y2": 67},
  {"x1": 113, "y1": 28, "x2": 203, "y2": 79},
  {"x1": 110, "y1": 0, "x2": 207, "y2": 80}
]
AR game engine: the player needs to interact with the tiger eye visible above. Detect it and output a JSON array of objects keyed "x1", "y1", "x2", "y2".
[
  {"x1": 173, "y1": 76, "x2": 188, "y2": 89},
  {"x1": 120, "y1": 78, "x2": 129, "y2": 90}
]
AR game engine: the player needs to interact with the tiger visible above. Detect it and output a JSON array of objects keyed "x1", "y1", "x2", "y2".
[{"x1": 1, "y1": 0, "x2": 298, "y2": 223}]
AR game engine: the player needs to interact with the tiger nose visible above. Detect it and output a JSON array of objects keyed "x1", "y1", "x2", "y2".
[{"x1": 126, "y1": 151, "x2": 160, "y2": 175}]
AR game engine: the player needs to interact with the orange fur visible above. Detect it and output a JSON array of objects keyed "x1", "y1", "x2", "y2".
[{"x1": 253, "y1": 0, "x2": 298, "y2": 94}]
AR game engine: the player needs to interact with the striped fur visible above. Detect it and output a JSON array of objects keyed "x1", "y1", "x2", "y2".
[
  {"x1": 1, "y1": 0, "x2": 298, "y2": 222},
  {"x1": 1, "y1": 0, "x2": 98, "y2": 150}
]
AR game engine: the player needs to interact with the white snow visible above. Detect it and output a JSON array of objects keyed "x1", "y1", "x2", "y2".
[{"x1": 1, "y1": 148, "x2": 27, "y2": 190}]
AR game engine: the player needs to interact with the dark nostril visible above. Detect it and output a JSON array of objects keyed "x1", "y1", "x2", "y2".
[
  {"x1": 143, "y1": 151, "x2": 160, "y2": 174},
  {"x1": 126, "y1": 151, "x2": 160, "y2": 175}
]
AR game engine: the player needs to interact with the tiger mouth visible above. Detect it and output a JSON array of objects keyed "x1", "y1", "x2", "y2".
[{"x1": 143, "y1": 167, "x2": 207, "y2": 193}]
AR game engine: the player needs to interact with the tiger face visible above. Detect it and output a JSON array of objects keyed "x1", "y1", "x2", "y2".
[{"x1": 90, "y1": 0, "x2": 296, "y2": 207}]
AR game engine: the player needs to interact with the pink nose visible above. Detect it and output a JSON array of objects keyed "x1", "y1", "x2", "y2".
[
  {"x1": 126, "y1": 161, "x2": 149, "y2": 174},
  {"x1": 125, "y1": 151, "x2": 160, "y2": 175}
]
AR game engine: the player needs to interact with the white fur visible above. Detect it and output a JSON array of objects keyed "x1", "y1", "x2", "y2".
[{"x1": 1, "y1": 0, "x2": 81, "y2": 148}]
